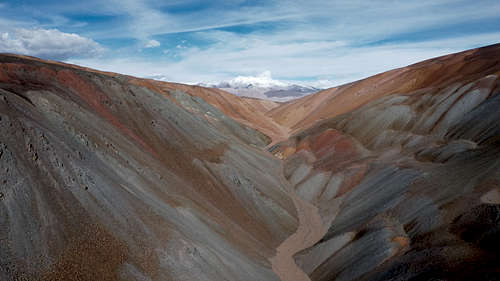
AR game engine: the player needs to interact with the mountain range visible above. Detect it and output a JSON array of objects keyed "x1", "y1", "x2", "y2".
[
  {"x1": 152, "y1": 71, "x2": 321, "y2": 101},
  {"x1": 204, "y1": 71, "x2": 321, "y2": 101},
  {"x1": 1, "y1": 44, "x2": 499, "y2": 281}
]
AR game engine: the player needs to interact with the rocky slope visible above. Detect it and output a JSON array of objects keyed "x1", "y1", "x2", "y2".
[
  {"x1": 267, "y1": 44, "x2": 500, "y2": 136},
  {"x1": 130, "y1": 79, "x2": 287, "y2": 143},
  {"x1": 270, "y1": 44, "x2": 500, "y2": 280},
  {"x1": 1, "y1": 43, "x2": 500, "y2": 281},
  {"x1": 0, "y1": 54, "x2": 296, "y2": 281}
]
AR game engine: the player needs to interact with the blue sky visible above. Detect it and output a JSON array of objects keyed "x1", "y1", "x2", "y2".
[{"x1": 1, "y1": 0, "x2": 499, "y2": 87}]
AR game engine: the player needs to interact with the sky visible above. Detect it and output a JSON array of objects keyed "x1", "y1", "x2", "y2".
[{"x1": 0, "y1": 0, "x2": 499, "y2": 88}]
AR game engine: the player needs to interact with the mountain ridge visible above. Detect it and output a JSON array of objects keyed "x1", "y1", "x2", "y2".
[
  {"x1": 191, "y1": 79, "x2": 320, "y2": 102},
  {"x1": 266, "y1": 43, "x2": 500, "y2": 136},
  {"x1": 1, "y1": 43, "x2": 500, "y2": 281},
  {"x1": 150, "y1": 72, "x2": 321, "y2": 102}
]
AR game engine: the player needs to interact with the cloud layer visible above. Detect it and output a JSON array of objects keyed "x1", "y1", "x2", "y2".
[
  {"x1": 70, "y1": 32, "x2": 500, "y2": 88},
  {"x1": 145, "y1": 39, "x2": 160, "y2": 48},
  {"x1": 1, "y1": 0, "x2": 499, "y2": 87},
  {"x1": 0, "y1": 28, "x2": 104, "y2": 60}
]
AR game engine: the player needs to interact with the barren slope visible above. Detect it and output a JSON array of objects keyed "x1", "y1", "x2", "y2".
[
  {"x1": 268, "y1": 44, "x2": 500, "y2": 135},
  {"x1": 271, "y1": 44, "x2": 500, "y2": 280},
  {"x1": 133, "y1": 79, "x2": 287, "y2": 142},
  {"x1": 0, "y1": 54, "x2": 296, "y2": 281},
  {"x1": 1, "y1": 43, "x2": 500, "y2": 281}
]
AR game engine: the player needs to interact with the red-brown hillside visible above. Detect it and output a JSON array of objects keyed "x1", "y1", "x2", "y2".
[
  {"x1": 1, "y1": 44, "x2": 500, "y2": 281},
  {"x1": 268, "y1": 44, "x2": 500, "y2": 136}
]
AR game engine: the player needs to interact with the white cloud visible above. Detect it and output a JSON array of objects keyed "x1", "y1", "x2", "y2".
[
  {"x1": 70, "y1": 32, "x2": 500, "y2": 88},
  {"x1": 2, "y1": 0, "x2": 499, "y2": 88},
  {"x1": 47, "y1": 0, "x2": 500, "y2": 87},
  {"x1": 229, "y1": 71, "x2": 288, "y2": 88},
  {"x1": 107, "y1": 0, "x2": 175, "y2": 40},
  {"x1": 145, "y1": 39, "x2": 160, "y2": 48},
  {"x1": 0, "y1": 28, "x2": 104, "y2": 61},
  {"x1": 79, "y1": 0, "x2": 500, "y2": 45}
]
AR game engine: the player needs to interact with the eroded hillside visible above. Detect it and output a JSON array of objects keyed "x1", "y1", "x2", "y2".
[
  {"x1": 270, "y1": 44, "x2": 500, "y2": 280},
  {"x1": 267, "y1": 44, "x2": 500, "y2": 136},
  {"x1": 1, "y1": 44, "x2": 500, "y2": 281},
  {"x1": 0, "y1": 54, "x2": 296, "y2": 281}
]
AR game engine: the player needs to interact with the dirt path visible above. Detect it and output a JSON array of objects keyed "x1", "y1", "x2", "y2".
[{"x1": 270, "y1": 164, "x2": 327, "y2": 281}]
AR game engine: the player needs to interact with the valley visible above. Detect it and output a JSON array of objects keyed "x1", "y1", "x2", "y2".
[{"x1": 1, "y1": 44, "x2": 500, "y2": 281}]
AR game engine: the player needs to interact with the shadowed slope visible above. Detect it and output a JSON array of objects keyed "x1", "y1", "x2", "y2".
[
  {"x1": 0, "y1": 54, "x2": 297, "y2": 281},
  {"x1": 1, "y1": 43, "x2": 500, "y2": 281},
  {"x1": 130, "y1": 78, "x2": 287, "y2": 143}
]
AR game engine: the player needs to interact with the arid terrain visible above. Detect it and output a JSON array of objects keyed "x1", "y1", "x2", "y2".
[{"x1": 1, "y1": 44, "x2": 499, "y2": 281}]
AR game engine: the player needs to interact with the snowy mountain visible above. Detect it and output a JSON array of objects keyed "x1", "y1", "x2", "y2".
[
  {"x1": 199, "y1": 71, "x2": 321, "y2": 101},
  {"x1": 147, "y1": 71, "x2": 321, "y2": 101}
]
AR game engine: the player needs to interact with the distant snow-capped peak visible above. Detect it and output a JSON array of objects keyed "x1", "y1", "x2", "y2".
[
  {"x1": 146, "y1": 71, "x2": 322, "y2": 101},
  {"x1": 227, "y1": 71, "x2": 288, "y2": 88},
  {"x1": 200, "y1": 71, "x2": 321, "y2": 101}
]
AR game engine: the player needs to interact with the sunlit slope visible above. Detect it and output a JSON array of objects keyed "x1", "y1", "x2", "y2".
[{"x1": 270, "y1": 44, "x2": 500, "y2": 281}]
